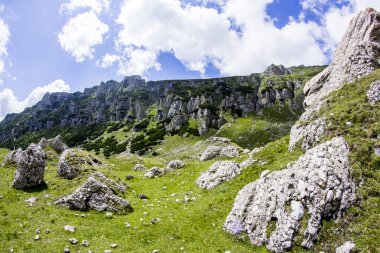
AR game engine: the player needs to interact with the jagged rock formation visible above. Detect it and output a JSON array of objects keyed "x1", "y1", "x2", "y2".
[
  {"x1": 224, "y1": 137, "x2": 356, "y2": 252},
  {"x1": 289, "y1": 117, "x2": 326, "y2": 151},
  {"x1": 264, "y1": 64, "x2": 291, "y2": 75},
  {"x1": 0, "y1": 65, "x2": 325, "y2": 149},
  {"x1": 55, "y1": 172, "x2": 132, "y2": 213},
  {"x1": 200, "y1": 137, "x2": 241, "y2": 161},
  {"x1": 38, "y1": 135, "x2": 68, "y2": 153},
  {"x1": 13, "y1": 144, "x2": 47, "y2": 189},
  {"x1": 290, "y1": 8, "x2": 380, "y2": 151},
  {"x1": 1, "y1": 148, "x2": 22, "y2": 167},
  {"x1": 196, "y1": 161, "x2": 241, "y2": 189},
  {"x1": 367, "y1": 80, "x2": 380, "y2": 105},
  {"x1": 58, "y1": 149, "x2": 101, "y2": 179}
]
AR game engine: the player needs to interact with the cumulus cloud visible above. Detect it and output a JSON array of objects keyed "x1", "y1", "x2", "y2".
[
  {"x1": 58, "y1": 11, "x2": 109, "y2": 62},
  {"x1": 0, "y1": 15, "x2": 10, "y2": 76},
  {"x1": 0, "y1": 80, "x2": 70, "y2": 121},
  {"x1": 112, "y1": 0, "x2": 327, "y2": 76}
]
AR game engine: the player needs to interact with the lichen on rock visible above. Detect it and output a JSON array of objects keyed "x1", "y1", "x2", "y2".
[
  {"x1": 58, "y1": 149, "x2": 101, "y2": 179},
  {"x1": 224, "y1": 137, "x2": 356, "y2": 252},
  {"x1": 200, "y1": 137, "x2": 240, "y2": 161}
]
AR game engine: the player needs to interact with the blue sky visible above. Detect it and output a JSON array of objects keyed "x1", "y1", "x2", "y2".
[{"x1": 0, "y1": 0, "x2": 379, "y2": 120}]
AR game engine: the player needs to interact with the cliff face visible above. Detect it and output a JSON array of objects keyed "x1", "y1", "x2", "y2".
[{"x1": 0, "y1": 65, "x2": 325, "y2": 148}]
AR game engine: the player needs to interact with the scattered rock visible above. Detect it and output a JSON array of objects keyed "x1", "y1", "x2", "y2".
[
  {"x1": 58, "y1": 149, "x2": 101, "y2": 179},
  {"x1": 64, "y1": 247, "x2": 70, "y2": 253},
  {"x1": 36, "y1": 229, "x2": 41, "y2": 234},
  {"x1": 196, "y1": 161, "x2": 241, "y2": 189},
  {"x1": 133, "y1": 163, "x2": 147, "y2": 171},
  {"x1": 25, "y1": 197, "x2": 38, "y2": 206},
  {"x1": 82, "y1": 240, "x2": 89, "y2": 247},
  {"x1": 104, "y1": 250, "x2": 112, "y2": 253},
  {"x1": 151, "y1": 218, "x2": 161, "y2": 224},
  {"x1": 144, "y1": 167, "x2": 162, "y2": 178},
  {"x1": 336, "y1": 241, "x2": 355, "y2": 253},
  {"x1": 34, "y1": 235, "x2": 40, "y2": 241},
  {"x1": 367, "y1": 81, "x2": 380, "y2": 106},
  {"x1": 289, "y1": 118, "x2": 326, "y2": 152},
  {"x1": 45, "y1": 229, "x2": 50, "y2": 234},
  {"x1": 166, "y1": 160, "x2": 185, "y2": 170},
  {"x1": 1, "y1": 148, "x2": 22, "y2": 167},
  {"x1": 125, "y1": 175, "x2": 134, "y2": 180},
  {"x1": 13, "y1": 144, "x2": 46, "y2": 189},
  {"x1": 152, "y1": 250, "x2": 159, "y2": 253},
  {"x1": 38, "y1": 135, "x2": 68, "y2": 153},
  {"x1": 374, "y1": 147, "x2": 380, "y2": 157},
  {"x1": 125, "y1": 222, "x2": 131, "y2": 228},
  {"x1": 55, "y1": 172, "x2": 132, "y2": 213},
  {"x1": 200, "y1": 137, "x2": 240, "y2": 161},
  {"x1": 106, "y1": 212, "x2": 113, "y2": 218},
  {"x1": 64, "y1": 225, "x2": 76, "y2": 233},
  {"x1": 110, "y1": 243, "x2": 118, "y2": 248},
  {"x1": 68, "y1": 238, "x2": 78, "y2": 245},
  {"x1": 224, "y1": 137, "x2": 356, "y2": 252},
  {"x1": 240, "y1": 158, "x2": 256, "y2": 169}
]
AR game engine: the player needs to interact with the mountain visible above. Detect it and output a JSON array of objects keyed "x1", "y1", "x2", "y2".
[
  {"x1": 0, "y1": 7, "x2": 379, "y2": 253},
  {"x1": 0, "y1": 65, "x2": 325, "y2": 151}
]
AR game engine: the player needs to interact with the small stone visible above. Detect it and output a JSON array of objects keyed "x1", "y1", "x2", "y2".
[
  {"x1": 346, "y1": 121, "x2": 352, "y2": 126},
  {"x1": 36, "y1": 229, "x2": 41, "y2": 234},
  {"x1": 82, "y1": 240, "x2": 89, "y2": 247},
  {"x1": 336, "y1": 241, "x2": 355, "y2": 253},
  {"x1": 126, "y1": 175, "x2": 134, "y2": 180},
  {"x1": 25, "y1": 197, "x2": 38, "y2": 206},
  {"x1": 81, "y1": 214, "x2": 86, "y2": 218},
  {"x1": 125, "y1": 222, "x2": 131, "y2": 228},
  {"x1": 104, "y1": 250, "x2": 112, "y2": 253},
  {"x1": 110, "y1": 243, "x2": 117, "y2": 248},
  {"x1": 64, "y1": 225, "x2": 76, "y2": 232},
  {"x1": 151, "y1": 218, "x2": 161, "y2": 224},
  {"x1": 34, "y1": 235, "x2": 40, "y2": 241},
  {"x1": 64, "y1": 248, "x2": 70, "y2": 253},
  {"x1": 69, "y1": 238, "x2": 78, "y2": 245},
  {"x1": 152, "y1": 250, "x2": 159, "y2": 253},
  {"x1": 138, "y1": 194, "x2": 148, "y2": 199},
  {"x1": 45, "y1": 229, "x2": 50, "y2": 234},
  {"x1": 106, "y1": 212, "x2": 113, "y2": 219}
]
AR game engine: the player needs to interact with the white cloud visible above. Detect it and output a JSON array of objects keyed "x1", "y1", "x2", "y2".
[
  {"x1": 60, "y1": 0, "x2": 110, "y2": 14},
  {"x1": 112, "y1": 0, "x2": 327, "y2": 76},
  {"x1": 58, "y1": 11, "x2": 109, "y2": 62},
  {"x1": 0, "y1": 16, "x2": 10, "y2": 76},
  {"x1": 0, "y1": 80, "x2": 70, "y2": 121}
]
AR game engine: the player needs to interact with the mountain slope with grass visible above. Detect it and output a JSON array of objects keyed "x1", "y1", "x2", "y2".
[{"x1": 0, "y1": 7, "x2": 379, "y2": 253}]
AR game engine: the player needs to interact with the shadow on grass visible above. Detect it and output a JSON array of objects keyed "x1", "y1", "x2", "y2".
[{"x1": 22, "y1": 181, "x2": 48, "y2": 193}]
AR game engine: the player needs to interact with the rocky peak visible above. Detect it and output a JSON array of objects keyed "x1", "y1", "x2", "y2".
[{"x1": 264, "y1": 64, "x2": 291, "y2": 75}]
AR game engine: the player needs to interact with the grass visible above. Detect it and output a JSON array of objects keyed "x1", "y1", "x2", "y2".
[{"x1": 0, "y1": 133, "x2": 305, "y2": 253}]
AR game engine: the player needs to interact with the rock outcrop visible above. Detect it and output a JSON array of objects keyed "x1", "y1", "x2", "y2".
[
  {"x1": 13, "y1": 144, "x2": 47, "y2": 189},
  {"x1": 1, "y1": 148, "x2": 22, "y2": 167},
  {"x1": 145, "y1": 160, "x2": 185, "y2": 178},
  {"x1": 367, "y1": 80, "x2": 380, "y2": 106},
  {"x1": 38, "y1": 135, "x2": 68, "y2": 153},
  {"x1": 55, "y1": 172, "x2": 132, "y2": 213},
  {"x1": 58, "y1": 149, "x2": 101, "y2": 179},
  {"x1": 224, "y1": 137, "x2": 356, "y2": 252},
  {"x1": 200, "y1": 137, "x2": 240, "y2": 161},
  {"x1": 132, "y1": 163, "x2": 147, "y2": 171},
  {"x1": 290, "y1": 8, "x2": 380, "y2": 151},
  {"x1": 196, "y1": 161, "x2": 241, "y2": 189}
]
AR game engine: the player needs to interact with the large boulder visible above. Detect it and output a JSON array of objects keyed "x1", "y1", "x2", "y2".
[
  {"x1": 200, "y1": 137, "x2": 240, "y2": 161},
  {"x1": 144, "y1": 167, "x2": 162, "y2": 178},
  {"x1": 336, "y1": 241, "x2": 355, "y2": 253},
  {"x1": 58, "y1": 149, "x2": 101, "y2": 179},
  {"x1": 224, "y1": 137, "x2": 356, "y2": 252},
  {"x1": 290, "y1": 8, "x2": 380, "y2": 151},
  {"x1": 55, "y1": 172, "x2": 132, "y2": 213},
  {"x1": 13, "y1": 144, "x2": 47, "y2": 189},
  {"x1": 1, "y1": 148, "x2": 22, "y2": 167},
  {"x1": 196, "y1": 161, "x2": 241, "y2": 189},
  {"x1": 38, "y1": 135, "x2": 68, "y2": 153}
]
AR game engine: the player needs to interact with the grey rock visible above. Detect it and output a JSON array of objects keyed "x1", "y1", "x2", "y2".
[
  {"x1": 224, "y1": 137, "x2": 356, "y2": 252},
  {"x1": 82, "y1": 240, "x2": 89, "y2": 247},
  {"x1": 138, "y1": 194, "x2": 149, "y2": 199},
  {"x1": 144, "y1": 167, "x2": 162, "y2": 178},
  {"x1": 336, "y1": 241, "x2": 355, "y2": 253},
  {"x1": 55, "y1": 172, "x2": 132, "y2": 213},
  {"x1": 132, "y1": 163, "x2": 147, "y2": 171},
  {"x1": 367, "y1": 80, "x2": 380, "y2": 106},
  {"x1": 1, "y1": 148, "x2": 22, "y2": 167},
  {"x1": 264, "y1": 64, "x2": 291, "y2": 75},
  {"x1": 25, "y1": 197, "x2": 38, "y2": 206},
  {"x1": 38, "y1": 135, "x2": 68, "y2": 153},
  {"x1": 68, "y1": 238, "x2": 78, "y2": 245},
  {"x1": 58, "y1": 149, "x2": 100, "y2": 179},
  {"x1": 125, "y1": 175, "x2": 134, "y2": 180},
  {"x1": 166, "y1": 160, "x2": 185, "y2": 170},
  {"x1": 64, "y1": 248, "x2": 70, "y2": 253},
  {"x1": 110, "y1": 243, "x2": 118, "y2": 248},
  {"x1": 289, "y1": 118, "x2": 326, "y2": 151},
  {"x1": 13, "y1": 144, "x2": 46, "y2": 189},
  {"x1": 34, "y1": 235, "x2": 40, "y2": 241},
  {"x1": 240, "y1": 158, "x2": 256, "y2": 169},
  {"x1": 196, "y1": 161, "x2": 241, "y2": 189},
  {"x1": 290, "y1": 8, "x2": 380, "y2": 151},
  {"x1": 200, "y1": 138, "x2": 240, "y2": 161},
  {"x1": 64, "y1": 225, "x2": 76, "y2": 233}
]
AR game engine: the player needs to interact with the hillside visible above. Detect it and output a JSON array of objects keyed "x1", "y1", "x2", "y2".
[{"x1": 0, "y1": 7, "x2": 379, "y2": 253}]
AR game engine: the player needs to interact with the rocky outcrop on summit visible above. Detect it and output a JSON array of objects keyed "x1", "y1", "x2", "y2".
[
  {"x1": 290, "y1": 8, "x2": 380, "y2": 151},
  {"x1": 1, "y1": 148, "x2": 22, "y2": 167},
  {"x1": 13, "y1": 144, "x2": 46, "y2": 189},
  {"x1": 224, "y1": 137, "x2": 356, "y2": 252},
  {"x1": 58, "y1": 149, "x2": 101, "y2": 179},
  {"x1": 367, "y1": 80, "x2": 380, "y2": 105},
  {"x1": 200, "y1": 137, "x2": 241, "y2": 161},
  {"x1": 196, "y1": 161, "x2": 241, "y2": 189},
  {"x1": 55, "y1": 172, "x2": 132, "y2": 213},
  {"x1": 38, "y1": 135, "x2": 68, "y2": 153},
  {"x1": 264, "y1": 64, "x2": 291, "y2": 76}
]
